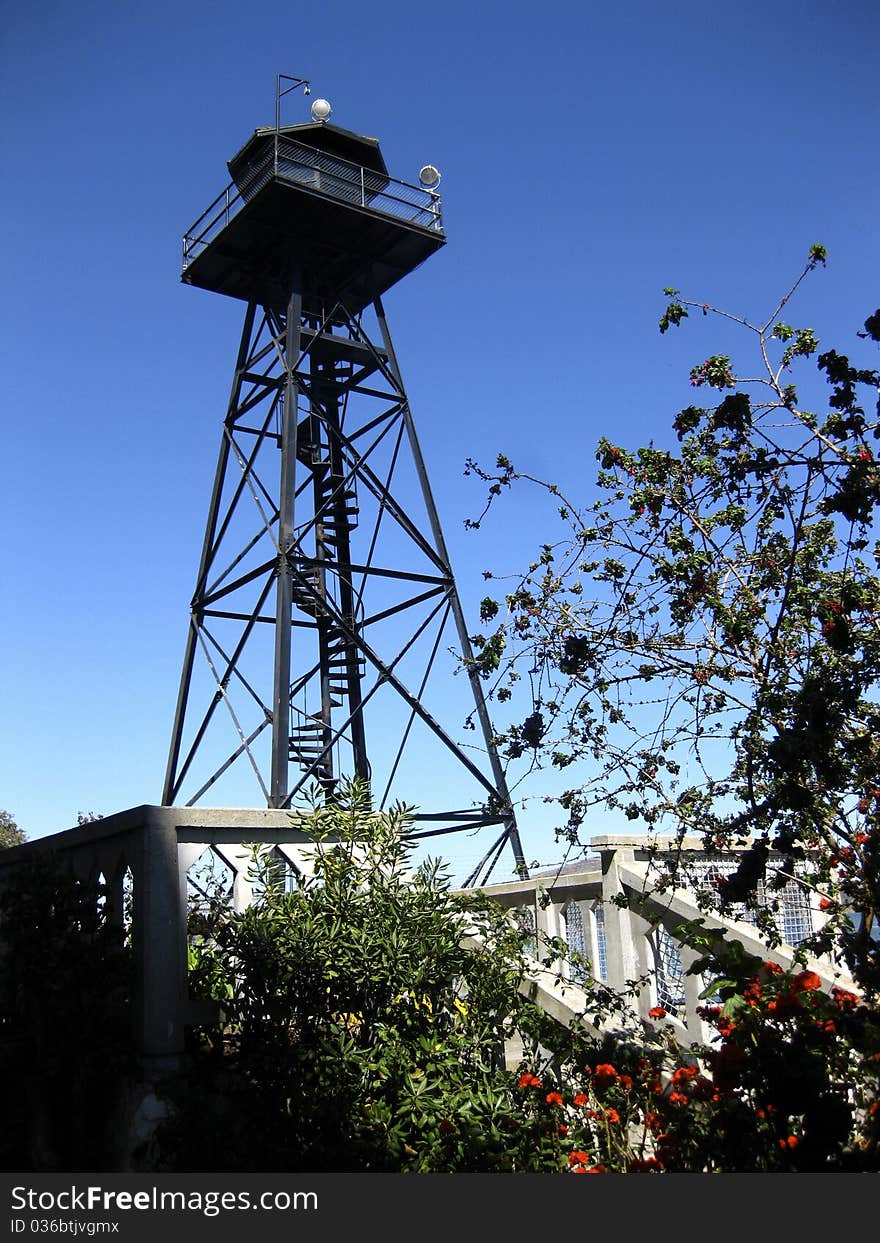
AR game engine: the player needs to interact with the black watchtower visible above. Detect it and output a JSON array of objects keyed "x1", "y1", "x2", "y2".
[{"x1": 163, "y1": 84, "x2": 525, "y2": 883}]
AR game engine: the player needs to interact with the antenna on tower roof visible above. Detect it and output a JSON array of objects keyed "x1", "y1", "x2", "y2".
[{"x1": 275, "y1": 72, "x2": 313, "y2": 131}]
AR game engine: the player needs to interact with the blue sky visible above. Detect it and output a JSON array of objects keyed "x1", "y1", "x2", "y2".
[{"x1": 2, "y1": 0, "x2": 878, "y2": 882}]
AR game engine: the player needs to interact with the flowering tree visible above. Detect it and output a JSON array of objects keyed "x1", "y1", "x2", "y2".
[{"x1": 465, "y1": 247, "x2": 880, "y2": 998}]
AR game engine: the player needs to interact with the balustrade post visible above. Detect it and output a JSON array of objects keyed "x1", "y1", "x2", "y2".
[
  {"x1": 104, "y1": 861, "x2": 126, "y2": 939},
  {"x1": 598, "y1": 844, "x2": 640, "y2": 998},
  {"x1": 678, "y1": 943, "x2": 709, "y2": 1041},
  {"x1": 534, "y1": 885, "x2": 565, "y2": 974},
  {"x1": 131, "y1": 810, "x2": 187, "y2": 1060}
]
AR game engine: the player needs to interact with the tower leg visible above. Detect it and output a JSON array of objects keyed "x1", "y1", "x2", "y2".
[
  {"x1": 163, "y1": 303, "x2": 258, "y2": 806},
  {"x1": 374, "y1": 298, "x2": 527, "y2": 876},
  {"x1": 270, "y1": 286, "x2": 303, "y2": 805}
]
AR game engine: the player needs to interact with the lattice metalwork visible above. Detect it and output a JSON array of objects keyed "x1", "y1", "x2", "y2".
[
  {"x1": 652, "y1": 923, "x2": 686, "y2": 1013},
  {"x1": 563, "y1": 901, "x2": 588, "y2": 983},
  {"x1": 777, "y1": 879, "x2": 813, "y2": 947},
  {"x1": 592, "y1": 902, "x2": 608, "y2": 981},
  {"x1": 163, "y1": 294, "x2": 524, "y2": 883},
  {"x1": 515, "y1": 905, "x2": 537, "y2": 959},
  {"x1": 679, "y1": 856, "x2": 814, "y2": 947}
]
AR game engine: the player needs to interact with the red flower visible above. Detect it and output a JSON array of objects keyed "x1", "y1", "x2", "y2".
[
  {"x1": 763, "y1": 960, "x2": 783, "y2": 975},
  {"x1": 648, "y1": 1005, "x2": 667, "y2": 1019},
  {"x1": 792, "y1": 970, "x2": 822, "y2": 993},
  {"x1": 517, "y1": 1072, "x2": 543, "y2": 1089},
  {"x1": 668, "y1": 1091, "x2": 689, "y2": 1107},
  {"x1": 627, "y1": 1157, "x2": 664, "y2": 1172},
  {"x1": 831, "y1": 987, "x2": 860, "y2": 1011},
  {"x1": 568, "y1": 1150, "x2": 590, "y2": 1168},
  {"x1": 819, "y1": 898, "x2": 833, "y2": 911},
  {"x1": 708, "y1": 1043, "x2": 748, "y2": 1088},
  {"x1": 671, "y1": 1065, "x2": 698, "y2": 1085},
  {"x1": 573, "y1": 1092, "x2": 589, "y2": 1107},
  {"x1": 743, "y1": 979, "x2": 762, "y2": 1006},
  {"x1": 546, "y1": 1091, "x2": 564, "y2": 1107},
  {"x1": 779, "y1": 1135, "x2": 799, "y2": 1150},
  {"x1": 585, "y1": 1164, "x2": 607, "y2": 1174},
  {"x1": 604, "y1": 1108, "x2": 621, "y2": 1124},
  {"x1": 593, "y1": 1063, "x2": 618, "y2": 1087},
  {"x1": 558, "y1": 1124, "x2": 568, "y2": 1136},
  {"x1": 767, "y1": 991, "x2": 800, "y2": 1017}
]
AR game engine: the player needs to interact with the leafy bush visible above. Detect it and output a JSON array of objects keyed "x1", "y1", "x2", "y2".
[
  {"x1": 0, "y1": 853, "x2": 132, "y2": 1170},
  {"x1": 159, "y1": 782, "x2": 628, "y2": 1171}
]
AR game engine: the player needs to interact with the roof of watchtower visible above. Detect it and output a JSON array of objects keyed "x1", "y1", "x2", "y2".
[{"x1": 228, "y1": 121, "x2": 389, "y2": 183}]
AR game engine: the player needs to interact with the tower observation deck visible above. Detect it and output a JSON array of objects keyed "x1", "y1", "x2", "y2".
[{"x1": 182, "y1": 120, "x2": 445, "y2": 312}]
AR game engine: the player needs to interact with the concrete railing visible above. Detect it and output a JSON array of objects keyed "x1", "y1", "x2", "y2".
[
  {"x1": 1, "y1": 818, "x2": 860, "y2": 1063},
  {"x1": 0, "y1": 805, "x2": 319, "y2": 1067},
  {"x1": 465, "y1": 835, "x2": 858, "y2": 1046}
]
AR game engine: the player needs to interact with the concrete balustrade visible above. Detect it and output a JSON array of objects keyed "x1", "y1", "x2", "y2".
[
  {"x1": 0, "y1": 805, "x2": 317, "y2": 1066},
  {"x1": 468, "y1": 834, "x2": 855, "y2": 1044},
  {"x1": 0, "y1": 818, "x2": 858, "y2": 1060}
]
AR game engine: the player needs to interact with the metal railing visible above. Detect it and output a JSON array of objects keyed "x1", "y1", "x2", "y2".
[{"x1": 183, "y1": 134, "x2": 444, "y2": 270}]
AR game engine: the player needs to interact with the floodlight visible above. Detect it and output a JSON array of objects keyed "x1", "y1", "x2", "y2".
[
  {"x1": 311, "y1": 98, "x2": 332, "y2": 122},
  {"x1": 418, "y1": 165, "x2": 441, "y2": 189}
]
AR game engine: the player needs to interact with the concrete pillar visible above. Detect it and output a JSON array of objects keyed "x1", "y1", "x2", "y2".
[
  {"x1": 230, "y1": 846, "x2": 257, "y2": 913},
  {"x1": 599, "y1": 845, "x2": 640, "y2": 996},
  {"x1": 131, "y1": 813, "x2": 187, "y2": 1058},
  {"x1": 104, "y1": 858, "x2": 127, "y2": 935},
  {"x1": 678, "y1": 942, "x2": 709, "y2": 1041},
  {"x1": 534, "y1": 885, "x2": 565, "y2": 971},
  {"x1": 628, "y1": 906, "x2": 655, "y2": 1015}
]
